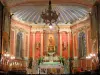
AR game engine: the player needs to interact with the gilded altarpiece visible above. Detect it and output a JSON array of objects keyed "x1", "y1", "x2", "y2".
[
  {"x1": 43, "y1": 25, "x2": 59, "y2": 56},
  {"x1": 43, "y1": 31, "x2": 58, "y2": 55}
]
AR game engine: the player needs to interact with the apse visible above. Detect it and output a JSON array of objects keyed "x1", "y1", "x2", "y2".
[{"x1": 0, "y1": 0, "x2": 99, "y2": 74}]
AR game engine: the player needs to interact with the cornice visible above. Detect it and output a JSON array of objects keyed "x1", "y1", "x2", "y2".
[
  {"x1": 11, "y1": 26, "x2": 29, "y2": 34},
  {"x1": 11, "y1": 18, "x2": 30, "y2": 29},
  {"x1": 72, "y1": 24, "x2": 90, "y2": 34},
  {"x1": 31, "y1": 28, "x2": 43, "y2": 32}
]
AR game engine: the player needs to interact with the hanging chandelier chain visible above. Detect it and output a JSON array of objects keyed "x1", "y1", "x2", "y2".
[
  {"x1": 41, "y1": 0, "x2": 60, "y2": 25},
  {"x1": 49, "y1": 0, "x2": 52, "y2": 11}
]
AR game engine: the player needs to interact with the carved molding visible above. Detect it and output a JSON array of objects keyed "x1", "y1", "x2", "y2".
[
  {"x1": 31, "y1": 28, "x2": 43, "y2": 32},
  {"x1": 11, "y1": 26, "x2": 29, "y2": 34},
  {"x1": 59, "y1": 28, "x2": 71, "y2": 32},
  {"x1": 72, "y1": 25, "x2": 90, "y2": 34}
]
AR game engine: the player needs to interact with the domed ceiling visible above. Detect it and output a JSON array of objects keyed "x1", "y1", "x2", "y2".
[
  {"x1": 11, "y1": 5, "x2": 89, "y2": 25},
  {"x1": 1, "y1": 0, "x2": 96, "y2": 25}
]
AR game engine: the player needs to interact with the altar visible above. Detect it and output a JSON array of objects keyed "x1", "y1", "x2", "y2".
[
  {"x1": 38, "y1": 34, "x2": 64, "y2": 74},
  {"x1": 38, "y1": 62, "x2": 64, "y2": 74},
  {"x1": 38, "y1": 55, "x2": 64, "y2": 74}
]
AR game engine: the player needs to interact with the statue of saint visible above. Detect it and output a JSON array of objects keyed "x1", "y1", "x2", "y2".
[
  {"x1": 49, "y1": 37, "x2": 54, "y2": 46},
  {"x1": 48, "y1": 37, "x2": 55, "y2": 52},
  {"x1": 62, "y1": 42, "x2": 67, "y2": 50},
  {"x1": 36, "y1": 42, "x2": 40, "y2": 50}
]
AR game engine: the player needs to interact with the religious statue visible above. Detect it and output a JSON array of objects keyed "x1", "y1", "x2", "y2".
[
  {"x1": 36, "y1": 42, "x2": 40, "y2": 50},
  {"x1": 62, "y1": 42, "x2": 67, "y2": 50},
  {"x1": 49, "y1": 37, "x2": 54, "y2": 46},
  {"x1": 48, "y1": 37, "x2": 55, "y2": 52}
]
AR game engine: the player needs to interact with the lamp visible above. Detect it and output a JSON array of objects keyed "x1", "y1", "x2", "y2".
[{"x1": 41, "y1": 0, "x2": 60, "y2": 26}]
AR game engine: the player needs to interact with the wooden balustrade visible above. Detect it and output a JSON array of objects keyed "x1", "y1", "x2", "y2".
[{"x1": 0, "y1": 58, "x2": 26, "y2": 72}]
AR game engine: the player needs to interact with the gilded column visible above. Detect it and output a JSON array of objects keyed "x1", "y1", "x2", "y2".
[
  {"x1": 24, "y1": 33, "x2": 26, "y2": 57},
  {"x1": 76, "y1": 32, "x2": 78, "y2": 57},
  {"x1": 60, "y1": 32, "x2": 62, "y2": 56},
  {"x1": 72, "y1": 32, "x2": 75, "y2": 68},
  {"x1": 72, "y1": 33, "x2": 75, "y2": 57},
  {"x1": 10, "y1": 29, "x2": 14, "y2": 55},
  {"x1": 68, "y1": 32, "x2": 70, "y2": 57},
  {"x1": 33, "y1": 32, "x2": 36, "y2": 60},
  {"x1": 41, "y1": 31, "x2": 43, "y2": 57},
  {"x1": 29, "y1": 32, "x2": 33, "y2": 57},
  {"x1": 25, "y1": 34, "x2": 28, "y2": 57},
  {"x1": 22, "y1": 32, "x2": 25, "y2": 58},
  {"x1": 14, "y1": 28, "x2": 18, "y2": 56},
  {"x1": 27, "y1": 32, "x2": 30, "y2": 58},
  {"x1": 86, "y1": 29, "x2": 89, "y2": 55},
  {"x1": 23, "y1": 31, "x2": 28, "y2": 58},
  {"x1": 85, "y1": 29, "x2": 89, "y2": 70}
]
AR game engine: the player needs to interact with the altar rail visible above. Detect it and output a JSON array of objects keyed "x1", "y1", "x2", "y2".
[{"x1": 0, "y1": 58, "x2": 26, "y2": 72}]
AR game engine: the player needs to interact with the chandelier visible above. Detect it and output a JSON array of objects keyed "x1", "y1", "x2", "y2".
[{"x1": 41, "y1": 0, "x2": 60, "y2": 26}]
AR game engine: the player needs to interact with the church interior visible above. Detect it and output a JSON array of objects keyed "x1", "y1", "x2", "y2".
[{"x1": 0, "y1": 0, "x2": 100, "y2": 74}]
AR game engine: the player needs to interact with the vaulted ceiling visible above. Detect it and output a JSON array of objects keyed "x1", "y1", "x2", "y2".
[
  {"x1": 11, "y1": 5, "x2": 89, "y2": 25},
  {"x1": 1, "y1": 0, "x2": 97, "y2": 25},
  {"x1": 2, "y1": 0, "x2": 96, "y2": 8}
]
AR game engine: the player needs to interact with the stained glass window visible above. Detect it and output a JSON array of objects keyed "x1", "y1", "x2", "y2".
[
  {"x1": 78, "y1": 32, "x2": 87, "y2": 58},
  {"x1": 16, "y1": 32, "x2": 23, "y2": 58}
]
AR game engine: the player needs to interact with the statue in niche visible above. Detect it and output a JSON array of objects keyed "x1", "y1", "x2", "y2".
[
  {"x1": 36, "y1": 42, "x2": 40, "y2": 50},
  {"x1": 48, "y1": 37, "x2": 55, "y2": 52},
  {"x1": 49, "y1": 37, "x2": 54, "y2": 45},
  {"x1": 62, "y1": 42, "x2": 67, "y2": 51}
]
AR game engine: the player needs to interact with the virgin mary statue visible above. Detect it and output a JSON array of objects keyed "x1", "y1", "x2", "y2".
[{"x1": 48, "y1": 37, "x2": 55, "y2": 53}]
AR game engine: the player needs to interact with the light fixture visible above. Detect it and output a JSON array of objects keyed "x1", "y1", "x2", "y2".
[
  {"x1": 41, "y1": 0, "x2": 60, "y2": 26},
  {"x1": 49, "y1": 24, "x2": 53, "y2": 29},
  {"x1": 4, "y1": 52, "x2": 10, "y2": 57}
]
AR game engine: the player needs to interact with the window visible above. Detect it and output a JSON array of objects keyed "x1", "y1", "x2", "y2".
[
  {"x1": 78, "y1": 32, "x2": 87, "y2": 58},
  {"x1": 16, "y1": 32, "x2": 23, "y2": 58}
]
